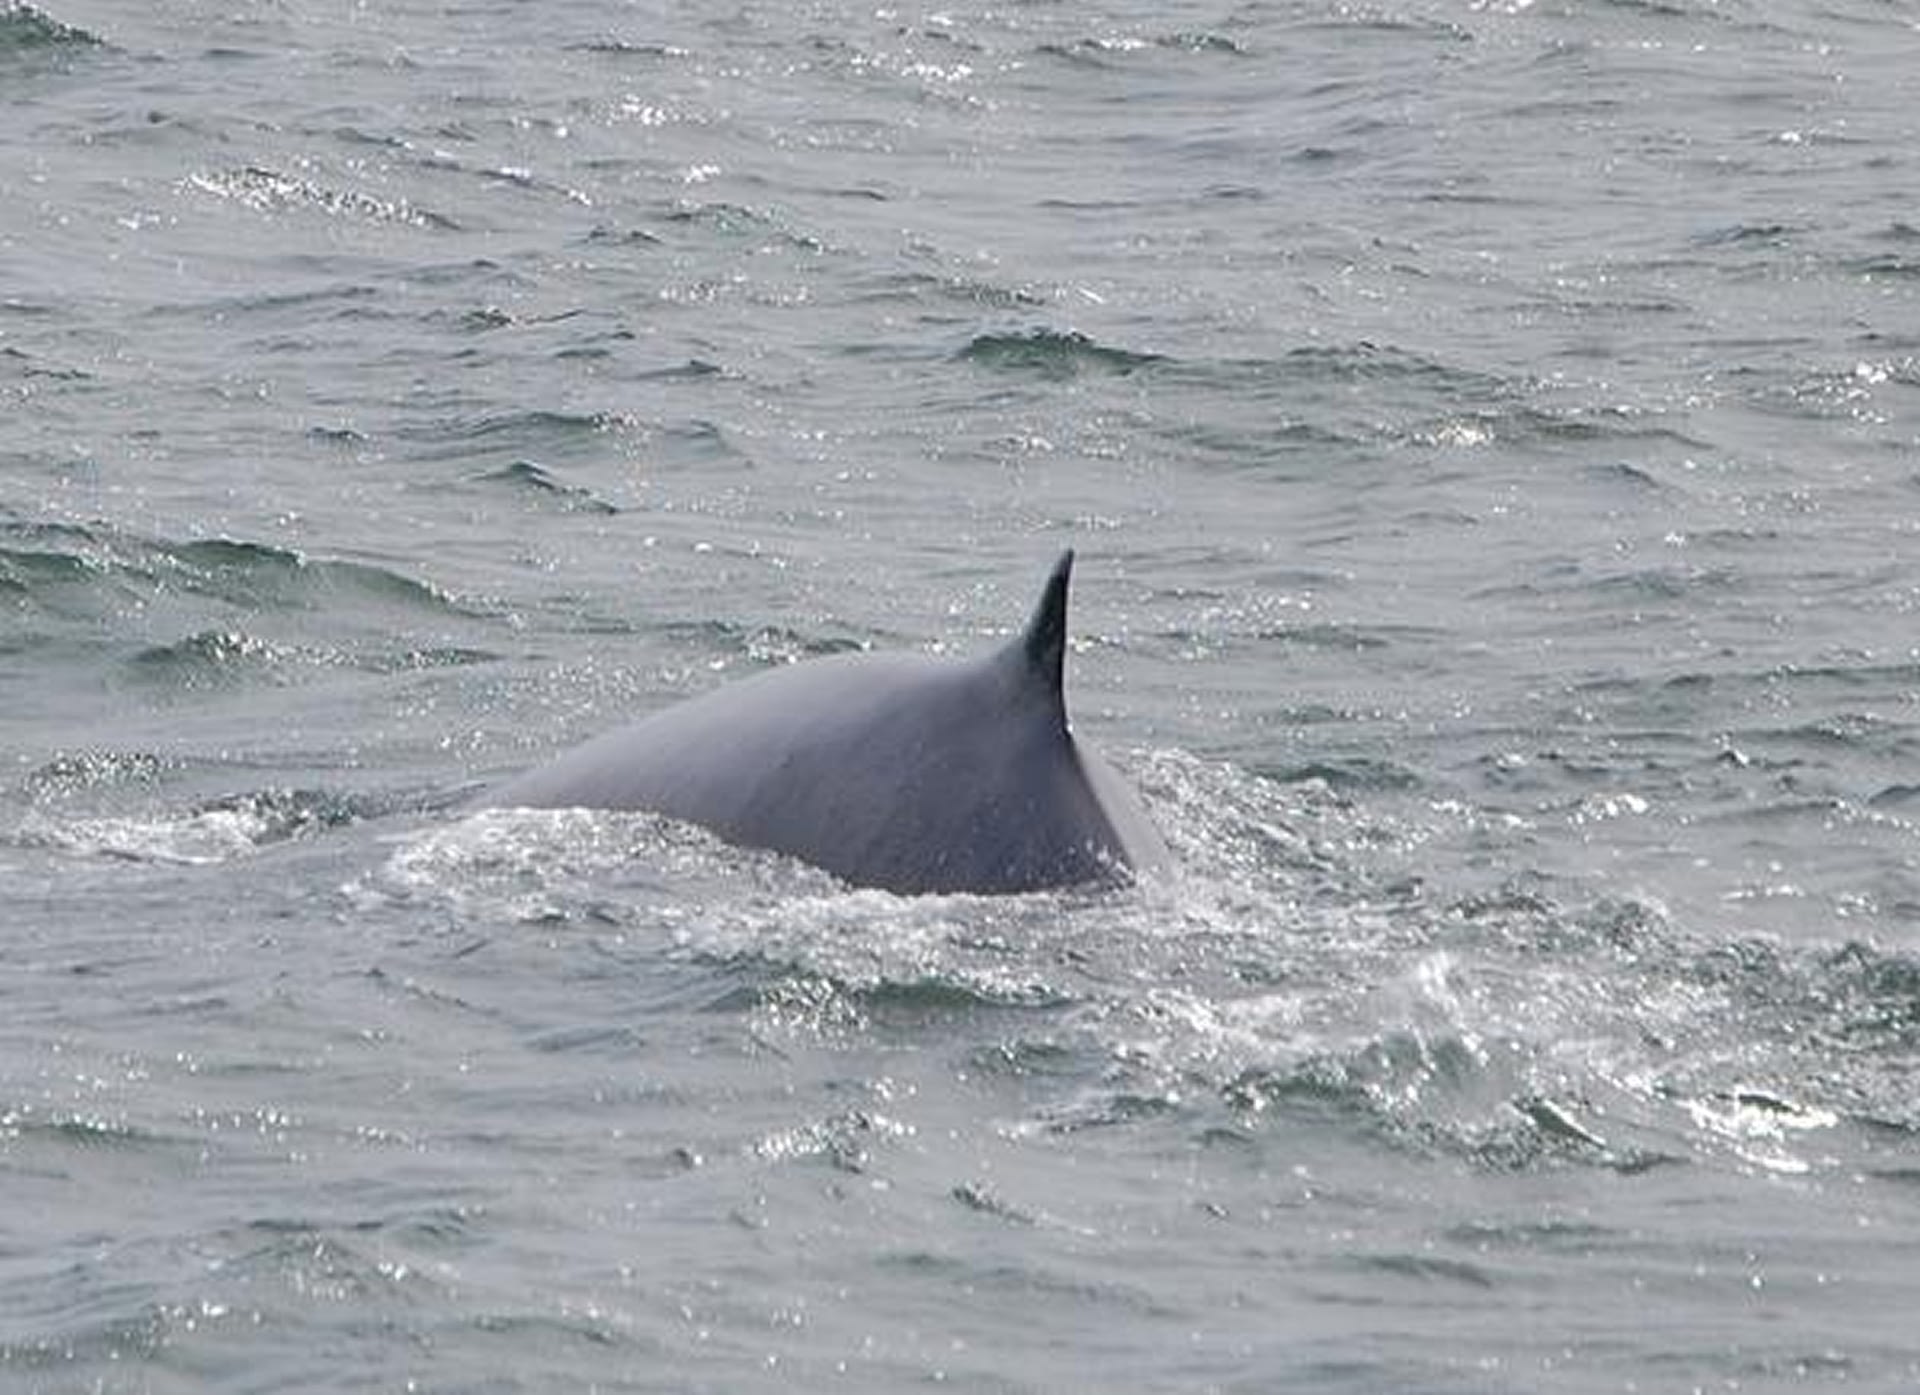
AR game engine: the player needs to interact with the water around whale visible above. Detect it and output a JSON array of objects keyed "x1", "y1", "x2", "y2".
[{"x1": 7, "y1": 0, "x2": 1920, "y2": 1390}]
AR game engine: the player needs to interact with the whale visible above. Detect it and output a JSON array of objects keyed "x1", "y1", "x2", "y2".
[{"x1": 485, "y1": 551, "x2": 1167, "y2": 895}]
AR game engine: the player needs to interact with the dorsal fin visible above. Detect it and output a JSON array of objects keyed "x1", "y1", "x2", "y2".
[{"x1": 1015, "y1": 549, "x2": 1073, "y2": 715}]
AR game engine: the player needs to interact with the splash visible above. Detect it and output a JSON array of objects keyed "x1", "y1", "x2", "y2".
[
  {"x1": 13, "y1": 788, "x2": 360, "y2": 865},
  {"x1": 348, "y1": 749, "x2": 1913, "y2": 1179}
]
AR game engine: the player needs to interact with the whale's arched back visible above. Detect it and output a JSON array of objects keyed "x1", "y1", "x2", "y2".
[{"x1": 486, "y1": 551, "x2": 1166, "y2": 895}]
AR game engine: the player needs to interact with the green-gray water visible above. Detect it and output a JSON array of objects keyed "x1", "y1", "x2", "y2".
[{"x1": 6, "y1": 2, "x2": 1920, "y2": 1389}]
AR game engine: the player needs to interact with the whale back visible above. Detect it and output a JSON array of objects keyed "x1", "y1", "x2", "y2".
[{"x1": 487, "y1": 552, "x2": 1165, "y2": 894}]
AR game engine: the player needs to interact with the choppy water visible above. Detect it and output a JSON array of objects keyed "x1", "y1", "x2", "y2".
[{"x1": 6, "y1": 0, "x2": 1920, "y2": 1389}]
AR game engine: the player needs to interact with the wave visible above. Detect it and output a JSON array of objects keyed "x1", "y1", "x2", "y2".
[
  {"x1": 183, "y1": 165, "x2": 458, "y2": 232},
  {"x1": 115, "y1": 628, "x2": 493, "y2": 689},
  {"x1": 958, "y1": 328, "x2": 1164, "y2": 380},
  {"x1": 1, "y1": 517, "x2": 486, "y2": 624},
  {"x1": 19, "y1": 748, "x2": 176, "y2": 798},
  {"x1": 958, "y1": 334, "x2": 1508, "y2": 402},
  {"x1": 0, "y1": 3, "x2": 100, "y2": 54},
  {"x1": 396, "y1": 407, "x2": 731, "y2": 470},
  {"x1": 1178, "y1": 342, "x2": 1506, "y2": 396},
  {"x1": 850, "y1": 269, "x2": 1048, "y2": 313},
  {"x1": 660, "y1": 199, "x2": 828, "y2": 254},
  {"x1": 561, "y1": 38, "x2": 689, "y2": 60},
  {"x1": 1032, "y1": 31, "x2": 1249, "y2": 69},
  {"x1": 464, "y1": 460, "x2": 620, "y2": 515},
  {"x1": 124, "y1": 627, "x2": 297, "y2": 688},
  {"x1": 12, "y1": 786, "x2": 370, "y2": 864}
]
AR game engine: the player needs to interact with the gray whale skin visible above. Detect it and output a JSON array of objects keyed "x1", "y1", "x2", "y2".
[{"x1": 485, "y1": 551, "x2": 1167, "y2": 895}]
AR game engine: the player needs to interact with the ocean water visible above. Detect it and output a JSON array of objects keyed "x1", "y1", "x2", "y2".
[{"x1": 5, "y1": 0, "x2": 1920, "y2": 1389}]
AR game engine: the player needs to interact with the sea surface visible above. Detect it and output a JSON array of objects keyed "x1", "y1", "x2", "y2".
[{"x1": 5, "y1": 0, "x2": 1920, "y2": 1390}]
